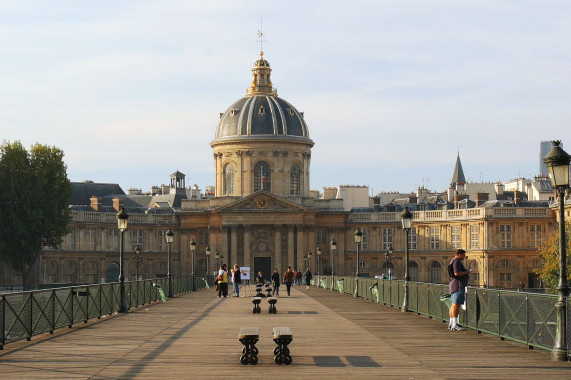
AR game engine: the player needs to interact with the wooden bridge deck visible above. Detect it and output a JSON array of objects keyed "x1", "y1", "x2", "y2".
[{"x1": 0, "y1": 285, "x2": 570, "y2": 379}]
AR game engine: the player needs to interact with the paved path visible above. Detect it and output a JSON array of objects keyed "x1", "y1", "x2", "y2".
[{"x1": 0, "y1": 285, "x2": 570, "y2": 379}]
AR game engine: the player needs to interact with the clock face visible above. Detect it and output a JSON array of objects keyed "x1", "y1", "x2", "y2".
[{"x1": 256, "y1": 197, "x2": 269, "y2": 209}]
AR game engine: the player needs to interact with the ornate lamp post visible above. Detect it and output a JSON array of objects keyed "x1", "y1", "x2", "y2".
[
  {"x1": 134, "y1": 245, "x2": 142, "y2": 281},
  {"x1": 354, "y1": 228, "x2": 363, "y2": 297},
  {"x1": 166, "y1": 228, "x2": 174, "y2": 298},
  {"x1": 116, "y1": 207, "x2": 129, "y2": 313},
  {"x1": 205, "y1": 246, "x2": 211, "y2": 277},
  {"x1": 316, "y1": 246, "x2": 322, "y2": 276},
  {"x1": 190, "y1": 239, "x2": 196, "y2": 276},
  {"x1": 330, "y1": 239, "x2": 337, "y2": 275},
  {"x1": 543, "y1": 140, "x2": 571, "y2": 361},
  {"x1": 385, "y1": 244, "x2": 393, "y2": 279},
  {"x1": 215, "y1": 251, "x2": 220, "y2": 272},
  {"x1": 401, "y1": 207, "x2": 412, "y2": 312},
  {"x1": 303, "y1": 254, "x2": 308, "y2": 270},
  {"x1": 307, "y1": 251, "x2": 312, "y2": 271}
]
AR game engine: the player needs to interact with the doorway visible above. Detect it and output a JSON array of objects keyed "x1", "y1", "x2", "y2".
[{"x1": 254, "y1": 257, "x2": 272, "y2": 283}]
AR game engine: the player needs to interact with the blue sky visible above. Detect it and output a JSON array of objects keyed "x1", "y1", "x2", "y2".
[{"x1": 1, "y1": 1, "x2": 570, "y2": 195}]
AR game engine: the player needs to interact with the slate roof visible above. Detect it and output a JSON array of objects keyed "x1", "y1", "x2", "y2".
[
  {"x1": 450, "y1": 153, "x2": 466, "y2": 186},
  {"x1": 70, "y1": 182, "x2": 125, "y2": 206}
]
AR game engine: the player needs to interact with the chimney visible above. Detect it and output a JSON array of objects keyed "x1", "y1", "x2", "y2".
[
  {"x1": 113, "y1": 197, "x2": 124, "y2": 212},
  {"x1": 90, "y1": 196, "x2": 102, "y2": 211},
  {"x1": 514, "y1": 191, "x2": 520, "y2": 206},
  {"x1": 475, "y1": 192, "x2": 489, "y2": 207}
]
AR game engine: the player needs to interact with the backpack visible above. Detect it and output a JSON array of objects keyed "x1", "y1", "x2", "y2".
[{"x1": 448, "y1": 259, "x2": 457, "y2": 279}]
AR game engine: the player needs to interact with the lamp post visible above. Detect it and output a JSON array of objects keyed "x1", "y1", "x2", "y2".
[
  {"x1": 166, "y1": 228, "x2": 174, "y2": 298},
  {"x1": 190, "y1": 239, "x2": 196, "y2": 276},
  {"x1": 385, "y1": 244, "x2": 393, "y2": 279},
  {"x1": 116, "y1": 207, "x2": 129, "y2": 313},
  {"x1": 354, "y1": 228, "x2": 363, "y2": 297},
  {"x1": 330, "y1": 239, "x2": 337, "y2": 275},
  {"x1": 134, "y1": 245, "x2": 142, "y2": 281},
  {"x1": 215, "y1": 251, "x2": 220, "y2": 272},
  {"x1": 303, "y1": 254, "x2": 308, "y2": 270},
  {"x1": 543, "y1": 140, "x2": 571, "y2": 361},
  {"x1": 316, "y1": 246, "x2": 322, "y2": 276},
  {"x1": 307, "y1": 251, "x2": 312, "y2": 271},
  {"x1": 205, "y1": 246, "x2": 211, "y2": 277},
  {"x1": 401, "y1": 207, "x2": 412, "y2": 312}
]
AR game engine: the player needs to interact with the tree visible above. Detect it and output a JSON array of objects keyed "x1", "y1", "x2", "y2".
[
  {"x1": 0, "y1": 141, "x2": 72, "y2": 290},
  {"x1": 536, "y1": 222, "x2": 571, "y2": 293}
]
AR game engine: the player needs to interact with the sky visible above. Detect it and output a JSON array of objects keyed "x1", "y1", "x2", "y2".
[{"x1": 1, "y1": 1, "x2": 570, "y2": 196}]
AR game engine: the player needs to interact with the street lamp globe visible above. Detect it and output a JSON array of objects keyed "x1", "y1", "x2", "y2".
[
  {"x1": 166, "y1": 228, "x2": 174, "y2": 243},
  {"x1": 543, "y1": 140, "x2": 571, "y2": 188},
  {"x1": 190, "y1": 239, "x2": 196, "y2": 252},
  {"x1": 354, "y1": 228, "x2": 362, "y2": 244},
  {"x1": 117, "y1": 207, "x2": 129, "y2": 230}
]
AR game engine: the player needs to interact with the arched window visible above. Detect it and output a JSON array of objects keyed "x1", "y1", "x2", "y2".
[
  {"x1": 409, "y1": 261, "x2": 419, "y2": 282},
  {"x1": 430, "y1": 261, "x2": 442, "y2": 284},
  {"x1": 254, "y1": 161, "x2": 271, "y2": 192},
  {"x1": 224, "y1": 164, "x2": 235, "y2": 195},
  {"x1": 289, "y1": 164, "x2": 301, "y2": 195}
]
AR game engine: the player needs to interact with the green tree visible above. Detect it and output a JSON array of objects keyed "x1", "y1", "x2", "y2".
[
  {"x1": 0, "y1": 141, "x2": 73, "y2": 290},
  {"x1": 536, "y1": 222, "x2": 571, "y2": 293}
]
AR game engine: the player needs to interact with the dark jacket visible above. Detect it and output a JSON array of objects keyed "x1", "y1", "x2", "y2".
[{"x1": 271, "y1": 272, "x2": 280, "y2": 286}]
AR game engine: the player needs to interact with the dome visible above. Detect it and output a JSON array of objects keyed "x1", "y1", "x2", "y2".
[{"x1": 212, "y1": 52, "x2": 313, "y2": 146}]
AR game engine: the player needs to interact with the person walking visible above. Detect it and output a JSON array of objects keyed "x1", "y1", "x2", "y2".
[
  {"x1": 296, "y1": 269, "x2": 302, "y2": 286},
  {"x1": 231, "y1": 264, "x2": 241, "y2": 297},
  {"x1": 449, "y1": 249, "x2": 470, "y2": 330},
  {"x1": 304, "y1": 268, "x2": 312, "y2": 289},
  {"x1": 271, "y1": 268, "x2": 280, "y2": 296},
  {"x1": 283, "y1": 266, "x2": 294, "y2": 296},
  {"x1": 218, "y1": 264, "x2": 229, "y2": 298}
]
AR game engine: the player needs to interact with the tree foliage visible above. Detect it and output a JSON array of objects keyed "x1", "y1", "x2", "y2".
[
  {"x1": 0, "y1": 141, "x2": 72, "y2": 289},
  {"x1": 536, "y1": 222, "x2": 571, "y2": 293}
]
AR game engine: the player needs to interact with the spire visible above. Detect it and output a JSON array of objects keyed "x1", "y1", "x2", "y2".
[
  {"x1": 247, "y1": 27, "x2": 277, "y2": 97},
  {"x1": 450, "y1": 153, "x2": 466, "y2": 187}
]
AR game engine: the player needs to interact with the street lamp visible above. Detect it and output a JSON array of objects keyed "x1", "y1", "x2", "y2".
[
  {"x1": 401, "y1": 207, "x2": 412, "y2": 312},
  {"x1": 330, "y1": 239, "x2": 337, "y2": 275},
  {"x1": 116, "y1": 207, "x2": 129, "y2": 313},
  {"x1": 166, "y1": 228, "x2": 174, "y2": 298},
  {"x1": 316, "y1": 246, "x2": 322, "y2": 276},
  {"x1": 543, "y1": 140, "x2": 571, "y2": 361},
  {"x1": 133, "y1": 245, "x2": 142, "y2": 281},
  {"x1": 215, "y1": 251, "x2": 220, "y2": 272},
  {"x1": 354, "y1": 228, "x2": 363, "y2": 297},
  {"x1": 190, "y1": 239, "x2": 196, "y2": 276},
  {"x1": 303, "y1": 254, "x2": 308, "y2": 270},
  {"x1": 385, "y1": 244, "x2": 393, "y2": 279},
  {"x1": 205, "y1": 246, "x2": 211, "y2": 277},
  {"x1": 307, "y1": 251, "x2": 312, "y2": 271}
]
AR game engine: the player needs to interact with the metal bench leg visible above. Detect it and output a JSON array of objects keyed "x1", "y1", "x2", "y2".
[
  {"x1": 273, "y1": 337, "x2": 292, "y2": 365},
  {"x1": 239, "y1": 337, "x2": 259, "y2": 365}
]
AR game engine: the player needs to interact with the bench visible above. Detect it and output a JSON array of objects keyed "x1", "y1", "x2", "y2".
[
  {"x1": 265, "y1": 287, "x2": 273, "y2": 297},
  {"x1": 252, "y1": 297, "x2": 262, "y2": 313},
  {"x1": 255, "y1": 286, "x2": 264, "y2": 297},
  {"x1": 238, "y1": 327, "x2": 259, "y2": 365},
  {"x1": 267, "y1": 297, "x2": 277, "y2": 313},
  {"x1": 272, "y1": 326, "x2": 293, "y2": 365}
]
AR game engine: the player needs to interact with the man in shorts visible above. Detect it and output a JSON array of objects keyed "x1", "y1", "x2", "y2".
[{"x1": 449, "y1": 249, "x2": 470, "y2": 331}]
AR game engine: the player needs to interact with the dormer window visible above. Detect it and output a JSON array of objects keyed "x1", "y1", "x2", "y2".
[
  {"x1": 230, "y1": 109, "x2": 239, "y2": 116},
  {"x1": 259, "y1": 106, "x2": 266, "y2": 115},
  {"x1": 289, "y1": 108, "x2": 295, "y2": 116}
]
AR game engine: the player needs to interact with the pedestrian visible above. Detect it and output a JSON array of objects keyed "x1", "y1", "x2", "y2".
[
  {"x1": 283, "y1": 266, "x2": 294, "y2": 296},
  {"x1": 231, "y1": 264, "x2": 241, "y2": 297},
  {"x1": 256, "y1": 271, "x2": 264, "y2": 285},
  {"x1": 304, "y1": 267, "x2": 312, "y2": 289},
  {"x1": 448, "y1": 249, "x2": 470, "y2": 330},
  {"x1": 519, "y1": 281, "x2": 525, "y2": 292},
  {"x1": 218, "y1": 264, "x2": 229, "y2": 298},
  {"x1": 296, "y1": 269, "x2": 302, "y2": 285},
  {"x1": 271, "y1": 268, "x2": 280, "y2": 296}
]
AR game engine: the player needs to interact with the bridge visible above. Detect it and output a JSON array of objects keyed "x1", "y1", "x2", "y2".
[{"x1": 0, "y1": 280, "x2": 570, "y2": 378}]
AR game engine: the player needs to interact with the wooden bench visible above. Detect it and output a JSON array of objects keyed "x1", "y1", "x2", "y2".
[
  {"x1": 267, "y1": 297, "x2": 277, "y2": 313},
  {"x1": 255, "y1": 286, "x2": 264, "y2": 297},
  {"x1": 238, "y1": 327, "x2": 259, "y2": 365},
  {"x1": 265, "y1": 287, "x2": 273, "y2": 297},
  {"x1": 252, "y1": 297, "x2": 262, "y2": 313},
  {"x1": 272, "y1": 326, "x2": 293, "y2": 365}
]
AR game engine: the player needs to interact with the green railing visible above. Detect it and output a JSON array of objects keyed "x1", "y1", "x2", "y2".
[
  {"x1": 0, "y1": 274, "x2": 212, "y2": 349},
  {"x1": 313, "y1": 275, "x2": 568, "y2": 356}
]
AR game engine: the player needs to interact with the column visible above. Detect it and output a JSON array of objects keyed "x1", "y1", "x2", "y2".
[
  {"x1": 274, "y1": 226, "x2": 282, "y2": 274},
  {"x1": 296, "y1": 226, "x2": 304, "y2": 271},
  {"x1": 231, "y1": 227, "x2": 238, "y2": 267},
  {"x1": 244, "y1": 226, "x2": 251, "y2": 269},
  {"x1": 338, "y1": 230, "x2": 346, "y2": 275},
  {"x1": 287, "y1": 226, "x2": 295, "y2": 268},
  {"x1": 221, "y1": 227, "x2": 229, "y2": 265}
]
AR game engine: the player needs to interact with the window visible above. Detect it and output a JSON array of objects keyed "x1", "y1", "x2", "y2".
[
  {"x1": 470, "y1": 225, "x2": 479, "y2": 249},
  {"x1": 500, "y1": 273, "x2": 512, "y2": 288},
  {"x1": 199, "y1": 230, "x2": 209, "y2": 245},
  {"x1": 132, "y1": 229, "x2": 144, "y2": 251},
  {"x1": 499, "y1": 225, "x2": 512, "y2": 248},
  {"x1": 382, "y1": 228, "x2": 393, "y2": 250},
  {"x1": 108, "y1": 229, "x2": 118, "y2": 251},
  {"x1": 316, "y1": 228, "x2": 327, "y2": 245},
  {"x1": 408, "y1": 227, "x2": 417, "y2": 250},
  {"x1": 451, "y1": 226, "x2": 460, "y2": 249},
  {"x1": 254, "y1": 161, "x2": 271, "y2": 192},
  {"x1": 67, "y1": 230, "x2": 75, "y2": 251},
  {"x1": 530, "y1": 225, "x2": 543, "y2": 248},
  {"x1": 158, "y1": 230, "x2": 166, "y2": 252},
  {"x1": 87, "y1": 228, "x2": 96, "y2": 251},
  {"x1": 258, "y1": 105, "x2": 265, "y2": 115},
  {"x1": 409, "y1": 261, "x2": 419, "y2": 282},
  {"x1": 224, "y1": 164, "x2": 235, "y2": 195},
  {"x1": 430, "y1": 227, "x2": 440, "y2": 250},
  {"x1": 430, "y1": 261, "x2": 442, "y2": 284},
  {"x1": 289, "y1": 164, "x2": 301, "y2": 195}
]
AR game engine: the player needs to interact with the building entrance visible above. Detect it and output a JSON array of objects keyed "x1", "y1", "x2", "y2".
[{"x1": 254, "y1": 257, "x2": 272, "y2": 283}]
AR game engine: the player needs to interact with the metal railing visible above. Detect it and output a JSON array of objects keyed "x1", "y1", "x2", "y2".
[
  {"x1": 0, "y1": 274, "x2": 213, "y2": 349},
  {"x1": 313, "y1": 275, "x2": 568, "y2": 356}
]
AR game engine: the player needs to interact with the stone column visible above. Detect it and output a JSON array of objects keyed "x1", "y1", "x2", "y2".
[
  {"x1": 244, "y1": 226, "x2": 251, "y2": 269},
  {"x1": 287, "y1": 226, "x2": 295, "y2": 268},
  {"x1": 274, "y1": 226, "x2": 282, "y2": 274},
  {"x1": 231, "y1": 227, "x2": 238, "y2": 267},
  {"x1": 221, "y1": 227, "x2": 229, "y2": 265},
  {"x1": 296, "y1": 226, "x2": 305, "y2": 271}
]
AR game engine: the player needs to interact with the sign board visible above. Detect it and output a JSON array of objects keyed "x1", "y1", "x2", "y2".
[{"x1": 240, "y1": 267, "x2": 251, "y2": 281}]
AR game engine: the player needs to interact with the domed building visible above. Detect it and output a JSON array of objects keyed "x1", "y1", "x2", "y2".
[{"x1": 211, "y1": 52, "x2": 314, "y2": 198}]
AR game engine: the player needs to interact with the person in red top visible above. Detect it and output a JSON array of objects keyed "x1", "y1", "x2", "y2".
[{"x1": 296, "y1": 269, "x2": 302, "y2": 286}]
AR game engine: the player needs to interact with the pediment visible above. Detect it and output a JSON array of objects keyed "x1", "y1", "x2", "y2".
[{"x1": 216, "y1": 191, "x2": 307, "y2": 213}]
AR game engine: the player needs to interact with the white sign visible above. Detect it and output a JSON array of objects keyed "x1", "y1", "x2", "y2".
[{"x1": 240, "y1": 267, "x2": 251, "y2": 281}]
